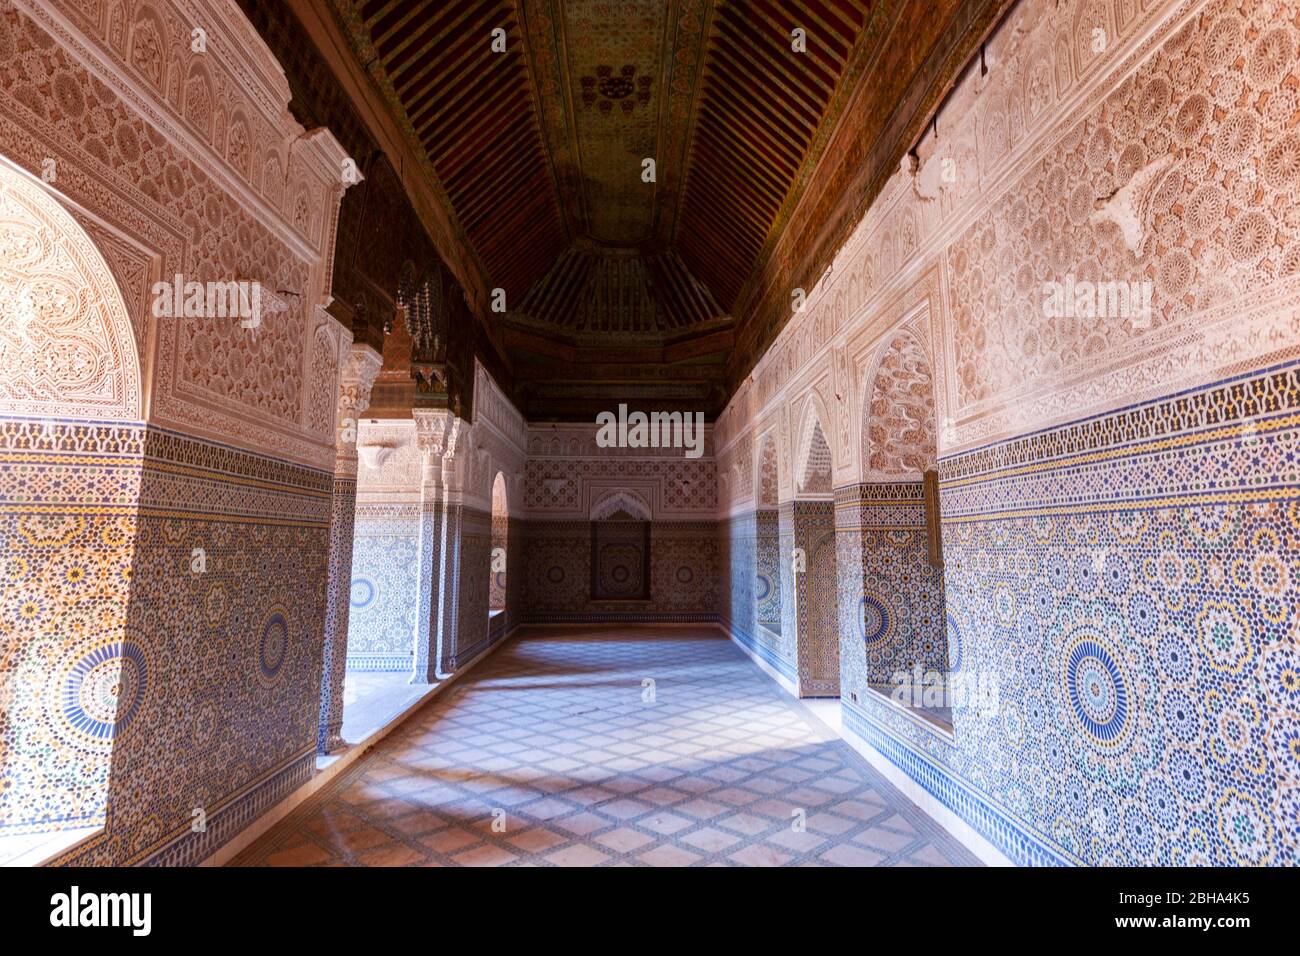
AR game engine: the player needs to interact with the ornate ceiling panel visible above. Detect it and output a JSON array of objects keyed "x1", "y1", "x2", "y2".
[
  {"x1": 520, "y1": 0, "x2": 711, "y2": 249},
  {"x1": 515, "y1": 247, "x2": 726, "y2": 336},
  {"x1": 325, "y1": 0, "x2": 1007, "y2": 419}
]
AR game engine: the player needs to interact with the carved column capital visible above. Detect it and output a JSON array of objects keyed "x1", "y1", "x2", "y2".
[
  {"x1": 413, "y1": 408, "x2": 461, "y2": 458},
  {"x1": 333, "y1": 344, "x2": 383, "y2": 474}
]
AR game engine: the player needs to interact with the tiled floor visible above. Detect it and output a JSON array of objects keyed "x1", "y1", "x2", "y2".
[
  {"x1": 234, "y1": 627, "x2": 978, "y2": 867},
  {"x1": 338, "y1": 671, "x2": 429, "y2": 746}
]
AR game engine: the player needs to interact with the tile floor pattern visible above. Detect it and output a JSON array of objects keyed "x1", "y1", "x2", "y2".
[{"x1": 235, "y1": 627, "x2": 979, "y2": 867}]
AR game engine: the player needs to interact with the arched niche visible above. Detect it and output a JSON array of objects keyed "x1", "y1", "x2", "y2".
[
  {"x1": 490, "y1": 471, "x2": 508, "y2": 613},
  {"x1": 0, "y1": 159, "x2": 145, "y2": 838},
  {"x1": 856, "y1": 326, "x2": 952, "y2": 730},
  {"x1": 786, "y1": 396, "x2": 840, "y2": 697}
]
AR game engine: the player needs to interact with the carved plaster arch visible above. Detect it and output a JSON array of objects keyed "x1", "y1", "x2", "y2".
[
  {"x1": 590, "y1": 488, "x2": 652, "y2": 522},
  {"x1": 859, "y1": 325, "x2": 939, "y2": 482},
  {"x1": 0, "y1": 160, "x2": 142, "y2": 421},
  {"x1": 794, "y1": 390, "x2": 834, "y2": 495}
]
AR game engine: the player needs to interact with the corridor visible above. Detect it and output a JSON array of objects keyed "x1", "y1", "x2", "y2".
[{"x1": 236, "y1": 628, "x2": 977, "y2": 867}]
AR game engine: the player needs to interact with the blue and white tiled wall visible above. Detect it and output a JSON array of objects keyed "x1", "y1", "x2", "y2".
[
  {"x1": 347, "y1": 506, "x2": 419, "y2": 673},
  {"x1": 844, "y1": 363, "x2": 1300, "y2": 866}
]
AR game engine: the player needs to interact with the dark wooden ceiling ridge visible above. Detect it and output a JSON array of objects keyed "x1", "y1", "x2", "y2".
[
  {"x1": 445, "y1": 114, "x2": 537, "y2": 206},
  {"x1": 512, "y1": 244, "x2": 727, "y2": 335},
  {"x1": 478, "y1": 204, "x2": 566, "y2": 285},
  {"x1": 381, "y1": 2, "x2": 506, "y2": 78},
  {"x1": 677, "y1": 228, "x2": 750, "y2": 300},
  {"x1": 362, "y1": 0, "x2": 565, "y2": 302},
  {"x1": 679, "y1": 158, "x2": 775, "y2": 241},
  {"x1": 712, "y1": 28, "x2": 832, "y2": 125},
  {"x1": 689, "y1": 117, "x2": 792, "y2": 206},
  {"x1": 696, "y1": 79, "x2": 806, "y2": 163},
  {"x1": 692, "y1": 0, "x2": 876, "y2": 316},
  {"x1": 683, "y1": 155, "x2": 772, "y2": 220},
  {"x1": 646, "y1": 250, "x2": 722, "y2": 330},
  {"x1": 398, "y1": 16, "x2": 520, "y2": 109},
  {"x1": 421, "y1": 64, "x2": 533, "y2": 167},
  {"x1": 714, "y1": 11, "x2": 837, "y2": 102},
  {"x1": 673, "y1": 0, "x2": 873, "y2": 317},
  {"x1": 749, "y1": 0, "x2": 859, "y2": 67},
  {"x1": 452, "y1": 124, "x2": 543, "y2": 225},
  {"x1": 702, "y1": 89, "x2": 814, "y2": 175},
  {"x1": 361, "y1": 0, "x2": 429, "y2": 38},
  {"x1": 521, "y1": 248, "x2": 589, "y2": 323}
]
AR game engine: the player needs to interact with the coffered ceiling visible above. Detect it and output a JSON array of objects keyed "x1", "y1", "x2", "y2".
[{"x1": 329, "y1": 0, "x2": 1006, "y2": 419}]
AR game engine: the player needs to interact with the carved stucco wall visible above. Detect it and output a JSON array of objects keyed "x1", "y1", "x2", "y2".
[
  {"x1": 715, "y1": 0, "x2": 1300, "y2": 865},
  {"x1": 0, "y1": 0, "x2": 355, "y2": 863}
]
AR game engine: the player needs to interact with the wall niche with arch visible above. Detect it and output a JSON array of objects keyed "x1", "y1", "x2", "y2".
[
  {"x1": 841, "y1": 327, "x2": 953, "y2": 730},
  {"x1": 782, "y1": 397, "x2": 840, "y2": 698}
]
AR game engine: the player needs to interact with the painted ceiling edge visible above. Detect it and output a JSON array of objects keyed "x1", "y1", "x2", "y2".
[
  {"x1": 351, "y1": 0, "x2": 568, "y2": 301},
  {"x1": 719, "y1": 0, "x2": 899, "y2": 315},
  {"x1": 282, "y1": 0, "x2": 491, "y2": 320},
  {"x1": 324, "y1": 0, "x2": 517, "y2": 343},
  {"x1": 674, "y1": 0, "x2": 878, "y2": 313},
  {"x1": 724, "y1": 0, "x2": 1020, "y2": 399},
  {"x1": 647, "y1": 0, "x2": 712, "y2": 247},
  {"x1": 515, "y1": 0, "x2": 578, "y2": 249}
]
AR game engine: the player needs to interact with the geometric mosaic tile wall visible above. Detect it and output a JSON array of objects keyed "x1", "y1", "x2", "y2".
[
  {"x1": 520, "y1": 426, "x2": 720, "y2": 623},
  {"x1": 718, "y1": 513, "x2": 756, "y2": 658},
  {"x1": 520, "y1": 519, "x2": 720, "y2": 623},
  {"x1": 848, "y1": 362, "x2": 1300, "y2": 866},
  {"x1": 0, "y1": 419, "x2": 144, "y2": 835},
  {"x1": 451, "y1": 505, "x2": 493, "y2": 668},
  {"x1": 836, "y1": 481, "x2": 948, "y2": 699},
  {"x1": 347, "y1": 504, "x2": 419, "y2": 672},
  {"x1": 755, "y1": 508, "x2": 782, "y2": 626},
  {"x1": 49, "y1": 428, "x2": 333, "y2": 866}
]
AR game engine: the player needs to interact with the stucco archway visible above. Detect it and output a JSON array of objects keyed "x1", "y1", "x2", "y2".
[{"x1": 0, "y1": 159, "x2": 145, "y2": 839}]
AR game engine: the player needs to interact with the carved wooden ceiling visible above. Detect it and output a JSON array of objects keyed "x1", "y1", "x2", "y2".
[{"x1": 328, "y1": 0, "x2": 1007, "y2": 419}]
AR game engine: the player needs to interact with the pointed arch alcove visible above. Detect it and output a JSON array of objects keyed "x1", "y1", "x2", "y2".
[
  {"x1": 0, "y1": 159, "x2": 146, "y2": 847},
  {"x1": 849, "y1": 326, "x2": 952, "y2": 730},
  {"x1": 589, "y1": 488, "x2": 652, "y2": 602},
  {"x1": 781, "y1": 395, "x2": 840, "y2": 698},
  {"x1": 490, "y1": 471, "x2": 508, "y2": 613}
]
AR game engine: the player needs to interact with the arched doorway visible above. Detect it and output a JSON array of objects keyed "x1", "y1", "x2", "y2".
[
  {"x1": 0, "y1": 159, "x2": 144, "y2": 850},
  {"x1": 785, "y1": 400, "x2": 840, "y2": 698},
  {"x1": 590, "y1": 489, "x2": 652, "y2": 601},
  {"x1": 489, "y1": 471, "x2": 508, "y2": 627},
  {"x1": 857, "y1": 328, "x2": 951, "y2": 728}
]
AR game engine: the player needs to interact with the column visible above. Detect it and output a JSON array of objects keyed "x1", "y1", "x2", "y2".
[
  {"x1": 411, "y1": 409, "x2": 462, "y2": 683},
  {"x1": 317, "y1": 344, "x2": 383, "y2": 754}
]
